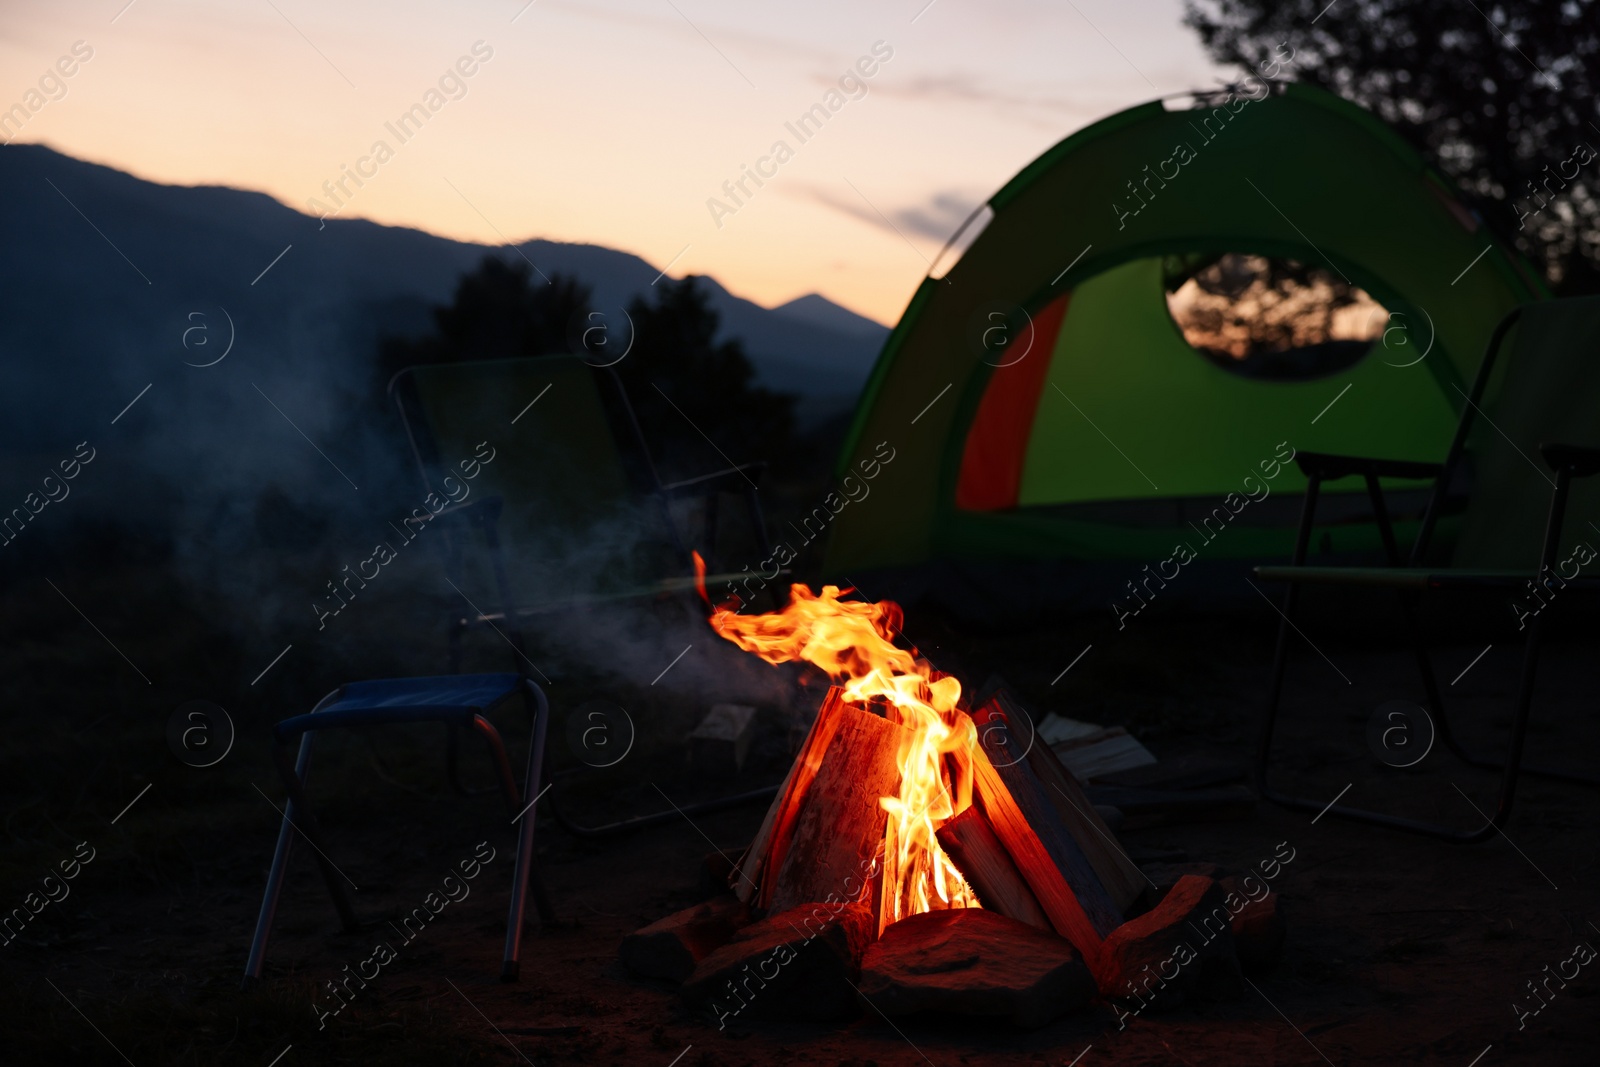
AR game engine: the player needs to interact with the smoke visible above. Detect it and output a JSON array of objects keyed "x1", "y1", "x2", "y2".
[{"x1": 0, "y1": 146, "x2": 822, "y2": 723}]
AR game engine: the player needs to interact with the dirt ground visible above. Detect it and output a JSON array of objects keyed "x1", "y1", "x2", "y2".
[{"x1": 2, "y1": 560, "x2": 1598, "y2": 1066}]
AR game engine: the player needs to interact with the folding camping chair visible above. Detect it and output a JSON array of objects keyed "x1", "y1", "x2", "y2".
[
  {"x1": 1254, "y1": 296, "x2": 1600, "y2": 841},
  {"x1": 243, "y1": 356, "x2": 778, "y2": 988},
  {"x1": 388, "y1": 355, "x2": 780, "y2": 835},
  {"x1": 242, "y1": 672, "x2": 549, "y2": 986}
]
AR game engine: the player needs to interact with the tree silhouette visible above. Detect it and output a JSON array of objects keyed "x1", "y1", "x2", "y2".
[
  {"x1": 377, "y1": 256, "x2": 591, "y2": 382},
  {"x1": 1184, "y1": 0, "x2": 1600, "y2": 292},
  {"x1": 377, "y1": 257, "x2": 793, "y2": 478},
  {"x1": 1161, "y1": 253, "x2": 1388, "y2": 379},
  {"x1": 615, "y1": 275, "x2": 794, "y2": 479}
]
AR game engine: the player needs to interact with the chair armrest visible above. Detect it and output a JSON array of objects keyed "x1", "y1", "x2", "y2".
[
  {"x1": 1295, "y1": 451, "x2": 1443, "y2": 481},
  {"x1": 1541, "y1": 443, "x2": 1600, "y2": 477},
  {"x1": 659, "y1": 462, "x2": 767, "y2": 498},
  {"x1": 1285, "y1": 453, "x2": 1441, "y2": 567}
]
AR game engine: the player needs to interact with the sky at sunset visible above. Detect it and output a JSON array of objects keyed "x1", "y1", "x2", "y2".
[{"x1": 4, "y1": 0, "x2": 1226, "y2": 324}]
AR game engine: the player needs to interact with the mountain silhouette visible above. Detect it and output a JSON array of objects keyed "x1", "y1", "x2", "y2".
[
  {"x1": 0, "y1": 142, "x2": 886, "y2": 454},
  {"x1": 0, "y1": 143, "x2": 890, "y2": 612}
]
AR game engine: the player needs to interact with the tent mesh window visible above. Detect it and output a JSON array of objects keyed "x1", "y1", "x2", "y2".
[{"x1": 1162, "y1": 253, "x2": 1387, "y2": 380}]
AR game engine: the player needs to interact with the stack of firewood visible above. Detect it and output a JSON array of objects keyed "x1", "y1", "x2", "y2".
[
  {"x1": 730, "y1": 687, "x2": 1145, "y2": 962},
  {"x1": 620, "y1": 687, "x2": 1283, "y2": 1029}
]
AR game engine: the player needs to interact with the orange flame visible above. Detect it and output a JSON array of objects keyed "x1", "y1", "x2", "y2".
[
  {"x1": 701, "y1": 565, "x2": 980, "y2": 927},
  {"x1": 692, "y1": 549, "x2": 710, "y2": 605}
]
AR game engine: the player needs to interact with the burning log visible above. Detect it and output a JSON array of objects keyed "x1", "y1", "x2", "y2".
[
  {"x1": 1096, "y1": 874, "x2": 1243, "y2": 1007},
  {"x1": 972, "y1": 701, "x2": 1122, "y2": 940},
  {"x1": 935, "y1": 807, "x2": 1050, "y2": 931},
  {"x1": 620, "y1": 896, "x2": 750, "y2": 982},
  {"x1": 968, "y1": 740, "x2": 1108, "y2": 964},
  {"x1": 766, "y1": 701, "x2": 905, "y2": 918},
  {"x1": 859, "y1": 909, "x2": 1097, "y2": 1028},
  {"x1": 997, "y1": 694, "x2": 1146, "y2": 914},
  {"x1": 682, "y1": 902, "x2": 875, "y2": 1023},
  {"x1": 622, "y1": 574, "x2": 1268, "y2": 1030},
  {"x1": 730, "y1": 687, "x2": 849, "y2": 904},
  {"x1": 1217, "y1": 875, "x2": 1285, "y2": 973},
  {"x1": 704, "y1": 580, "x2": 1119, "y2": 967}
]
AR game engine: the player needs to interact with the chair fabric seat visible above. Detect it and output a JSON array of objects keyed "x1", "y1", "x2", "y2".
[
  {"x1": 329, "y1": 673, "x2": 523, "y2": 713},
  {"x1": 272, "y1": 673, "x2": 523, "y2": 742}
]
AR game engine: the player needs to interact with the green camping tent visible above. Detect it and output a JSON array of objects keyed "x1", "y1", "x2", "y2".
[{"x1": 823, "y1": 82, "x2": 1544, "y2": 594}]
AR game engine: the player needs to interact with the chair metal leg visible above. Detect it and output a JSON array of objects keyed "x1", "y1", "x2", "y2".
[
  {"x1": 1252, "y1": 583, "x2": 1299, "y2": 797},
  {"x1": 270, "y1": 740, "x2": 362, "y2": 931},
  {"x1": 1400, "y1": 590, "x2": 1600, "y2": 786},
  {"x1": 1396, "y1": 587, "x2": 1463, "y2": 755},
  {"x1": 247, "y1": 682, "x2": 557, "y2": 987},
  {"x1": 1253, "y1": 474, "x2": 1320, "y2": 798},
  {"x1": 1255, "y1": 377, "x2": 1595, "y2": 839},
  {"x1": 448, "y1": 718, "x2": 513, "y2": 798},
  {"x1": 502, "y1": 679, "x2": 550, "y2": 982},
  {"x1": 1260, "y1": 783, "x2": 1504, "y2": 841},
  {"x1": 1494, "y1": 606, "x2": 1549, "y2": 824},
  {"x1": 467, "y1": 714, "x2": 522, "y2": 812},
  {"x1": 242, "y1": 728, "x2": 317, "y2": 989},
  {"x1": 1254, "y1": 588, "x2": 1557, "y2": 842},
  {"x1": 1255, "y1": 460, "x2": 1537, "y2": 842},
  {"x1": 745, "y1": 484, "x2": 772, "y2": 558}
]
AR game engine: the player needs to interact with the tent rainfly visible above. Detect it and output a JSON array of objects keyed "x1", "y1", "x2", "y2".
[{"x1": 823, "y1": 82, "x2": 1545, "y2": 604}]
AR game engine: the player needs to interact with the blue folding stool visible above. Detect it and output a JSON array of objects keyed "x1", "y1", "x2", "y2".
[{"x1": 242, "y1": 672, "x2": 550, "y2": 985}]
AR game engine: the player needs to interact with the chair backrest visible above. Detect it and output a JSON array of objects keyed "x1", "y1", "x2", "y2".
[
  {"x1": 390, "y1": 356, "x2": 683, "y2": 606},
  {"x1": 1435, "y1": 297, "x2": 1600, "y2": 570}
]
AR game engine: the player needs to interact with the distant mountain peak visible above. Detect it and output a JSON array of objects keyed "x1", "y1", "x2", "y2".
[
  {"x1": 771, "y1": 293, "x2": 887, "y2": 337},
  {"x1": 0, "y1": 142, "x2": 889, "y2": 429}
]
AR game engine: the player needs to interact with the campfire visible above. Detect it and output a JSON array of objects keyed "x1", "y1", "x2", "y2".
[
  {"x1": 706, "y1": 580, "x2": 983, "y2": 933},
  {"x1": 620, "y1": 571, "x2": 1282, "y2": 1028}
]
